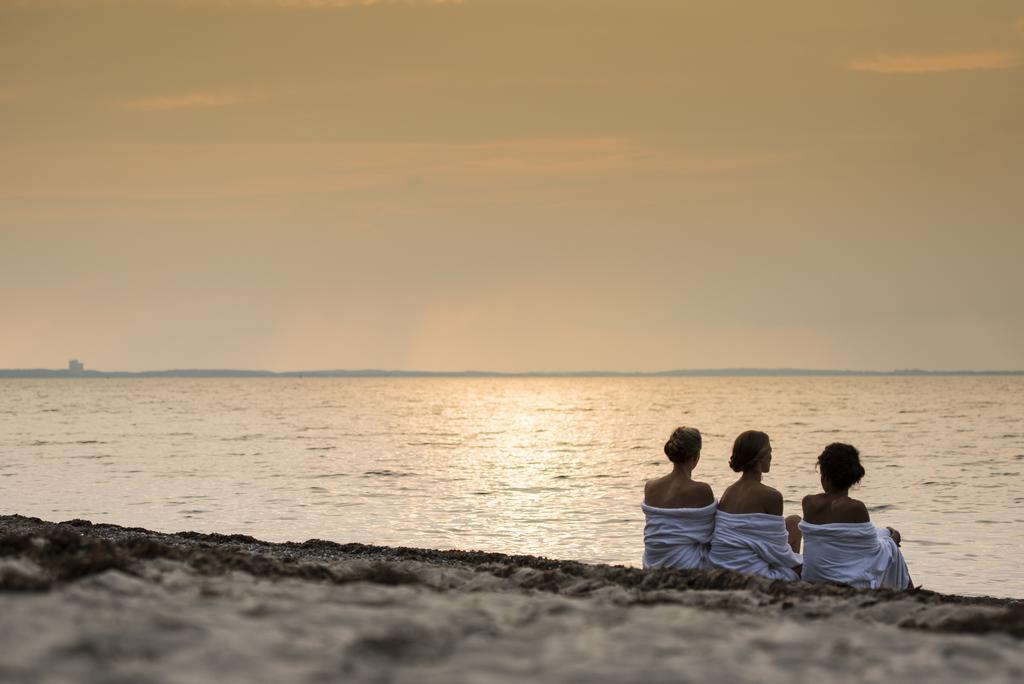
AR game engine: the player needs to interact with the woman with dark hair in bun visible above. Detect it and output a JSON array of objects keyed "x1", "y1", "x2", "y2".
[
  {"x1": 799, "y1": 443, "x2": 912, "y2": 590},
  {"x1": 708, "y1": 431, "x2": 803, "y2": 580},
  {"x1": 642, "y1": 427, "x2": 717, "y2": 569}
]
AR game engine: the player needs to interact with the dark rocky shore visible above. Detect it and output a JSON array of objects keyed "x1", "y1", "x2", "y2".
[{"x1": 2, "y1": 515, "x2": 1022, "y2": 683}]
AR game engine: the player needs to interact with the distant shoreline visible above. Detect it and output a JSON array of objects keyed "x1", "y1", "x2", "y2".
[{"x1": 2, "y1": 368, "x2": 1023, "y2": 379}]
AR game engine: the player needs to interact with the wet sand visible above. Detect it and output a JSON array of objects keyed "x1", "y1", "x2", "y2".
[{"x1": 1, "y1": 514, "x2": 1022, "y2": 683}]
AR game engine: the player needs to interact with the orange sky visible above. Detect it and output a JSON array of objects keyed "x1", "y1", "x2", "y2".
[{"x1": 2, "y1": 0, "x2": 1022, "y2": 371}]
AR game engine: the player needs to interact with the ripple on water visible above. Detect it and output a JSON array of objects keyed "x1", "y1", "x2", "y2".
[
  {"x1": 363, "y1": 470, "x2": 411, "y2": 478},
  {"x1": 504, "y1": 486, "x2": 564, "y2": 494},
  {"x1": 221, "y1": 434, "x2": 265, "y2": 442},
  {"x1": 4, "y1": 375, "x2": 1023, "y2": 598}
]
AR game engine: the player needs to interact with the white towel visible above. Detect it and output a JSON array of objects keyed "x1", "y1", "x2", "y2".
[
  {"x1": 798, "y1": 521, "x2": 911, "y2": 590},
  {"x1": 708, "y1": 511, "x2": 802, "y2": 581},
  {"x1": 641, "y1": 500, "x2": 717, "y2": 570}
]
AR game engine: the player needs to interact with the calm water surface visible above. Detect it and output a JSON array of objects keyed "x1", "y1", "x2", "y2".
[{"x1": 1, "y1": 377, "x2": 1022, "y2": 598}]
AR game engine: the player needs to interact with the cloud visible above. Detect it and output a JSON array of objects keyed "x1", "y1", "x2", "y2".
[
  {"x1": 0, "y1": 138, "x2": 795, "y2": 208},
  {"x1": 275, "y1": 0, "x2": 463, "y2": 5},
  {"x1": 1, "y1": 0, "x2": 464, "y2": 8},
  {"x1": 847, "y1": 50, "x2": 1018, "y2": 74},
  {"x1": 117, "y1": 90, "x2": 265, "y2": 112},
  {"x1": 184, "y1": 0, "x2": 464, "y2": 6}
]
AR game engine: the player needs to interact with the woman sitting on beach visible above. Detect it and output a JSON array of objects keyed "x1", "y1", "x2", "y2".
[
  {"x1": 799, "y1": 443, "x2": 912, "y2": 590},
  {"x1": 642, "y1": 427, "x2": 717, "y2": 570},
  {"x1": 708, "y1": 430, "x2": 803, "y2": 580}
]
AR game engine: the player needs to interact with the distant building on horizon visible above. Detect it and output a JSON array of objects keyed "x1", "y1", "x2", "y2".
[{"x1": 68, "y1": 359, "x2": 84, "y2": 374}]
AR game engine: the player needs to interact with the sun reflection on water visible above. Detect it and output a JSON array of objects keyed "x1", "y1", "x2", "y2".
[{"x1": 1, "y1": 376, "x2": 1023, "y2": 597}]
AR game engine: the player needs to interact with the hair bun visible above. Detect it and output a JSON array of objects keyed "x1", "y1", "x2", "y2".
[
  {"x1": 664, "y1": 427, "x2": 702, "y2": 464},
  {"x1": 730, "y1": 430, "x2": 770, "y2": 472}
]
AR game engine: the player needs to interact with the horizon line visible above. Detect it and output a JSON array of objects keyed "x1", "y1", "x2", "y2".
[{"x1": 2, "y1": 366, "x2": 1024, "y2": 378}]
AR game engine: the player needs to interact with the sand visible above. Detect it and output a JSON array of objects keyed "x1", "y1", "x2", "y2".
[{"x1": 1, "y1": 515, "x2": 1022, "y2": 683}]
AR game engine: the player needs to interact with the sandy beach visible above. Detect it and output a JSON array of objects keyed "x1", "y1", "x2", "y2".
[{"x1": 1, "y1": 515, "x2": 1022, "y2": 683}]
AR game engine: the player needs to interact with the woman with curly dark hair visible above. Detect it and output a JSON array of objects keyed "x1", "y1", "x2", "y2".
[{"x1": 799, "y1": 443, "x2": 912, "y2": 590}]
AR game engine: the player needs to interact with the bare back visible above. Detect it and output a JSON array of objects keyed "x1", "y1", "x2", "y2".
[
  {"x1": 644, "y1": 474, "x2": 714, "y2": 509},
  {"x1": 718, "y1": 480, "x2": 784, "y2": 515},
  {"x1": 802, "y1": 493, "x2": 870, "y2": 524}
]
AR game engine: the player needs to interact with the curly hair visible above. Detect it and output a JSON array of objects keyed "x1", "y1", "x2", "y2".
[
  {"x1": 729, "y1": 430, "x2": 770, "y2": 472},
  {"x1": 664, "y1": 427, "x2": 702, "y2": 464},
  {"x1": 817, "y1": 442, "x2": 865, "y2": 489}
]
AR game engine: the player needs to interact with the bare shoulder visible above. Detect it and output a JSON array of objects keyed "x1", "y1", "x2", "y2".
[
  {"x1": 694, "y1": 480, "x2": 715, "y2": 498},
  {"x1": 645, "y1": 475, "x2": 714, "y2": 508},
  {"x1": 643, "y1": 477, "x2": 662, "y2": 497},
  {"x1": 839, "y1": 497, "x2": 870, "y2": 523},
  {"x1": 692, "y1": 480, "x2": 716, "y2": 506},
  {"x1": 802, "y1": 493, "x2": 832, "y2": 523},
  {"x1": 758, "y1": 484, "x2": 784, "y2": 515},
  {"x1": 802, "y1": 493, "x2": 824, "y2": 514}
]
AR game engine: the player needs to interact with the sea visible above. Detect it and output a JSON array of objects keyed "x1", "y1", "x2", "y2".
[{"x1": 1, "y1": 376, "x2": 1022, "y2": 598}]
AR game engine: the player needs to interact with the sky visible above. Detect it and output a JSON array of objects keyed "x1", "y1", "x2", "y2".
[{"x1": 1, "y1": 0, "x2": 1022, "y2": 372}]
